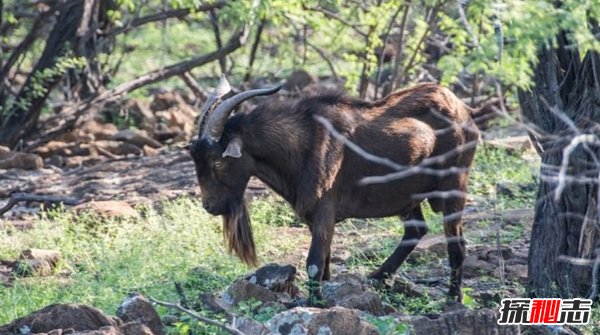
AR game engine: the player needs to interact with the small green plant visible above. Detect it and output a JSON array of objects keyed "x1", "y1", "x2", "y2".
[
  {"x1": 461, "y1": 287, "x2": 478, "y2": 310},
  {"x1": 365, "y1": 315, "x2": 411, "y2": 335},
  {"x1": 250, "y1": 195, "x2": 301, "y2": 227}
]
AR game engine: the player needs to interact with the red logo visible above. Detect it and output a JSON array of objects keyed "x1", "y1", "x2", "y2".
[{"x1": 498, "y1": 298, "x2": 592, "y2": 325}]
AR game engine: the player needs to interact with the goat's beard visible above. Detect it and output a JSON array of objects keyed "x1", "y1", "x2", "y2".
[{"x1": 223, "y1": 200, "x2": 257, "y2": 267}]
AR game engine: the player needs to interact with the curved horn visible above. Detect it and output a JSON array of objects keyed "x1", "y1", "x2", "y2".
[
  {"x1": 197, "y1": 74, "x2": 232, "y2": 138},
  {"x1": 203, "y1": 85, "x2": 282, "y2": 141}
]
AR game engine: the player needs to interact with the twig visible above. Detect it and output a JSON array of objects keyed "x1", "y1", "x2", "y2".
[
  {"x1": 304, "y1": 6, "x2": 367, "y2": 38},
  {"x1": 105, "y1": 1, "x2": 227, "y2": 38},
  {"x1": 388, "y1": 0, "x2": 412, "y2": 92},
  {"x1": 149, "y1": 297, "x2": 245, "y2": 335},
  {"x1": 174, "y1": 282, "x2": 190, "y2": 309},
  {"x1": 209, "y1": 9, "x2": 226, "y2": 74},
  {"x1": 180, "y1": 72, "x2": 208, "y2": 101},
  {"x1": 306, "y1": 41, "x2": 338, "y2": 82},
  {"x1": 0, "y1": 192, "x2": 81, "y2": 217},
  {"x1": 243, "y1": 20, "x2": 265, "y2": 82}
]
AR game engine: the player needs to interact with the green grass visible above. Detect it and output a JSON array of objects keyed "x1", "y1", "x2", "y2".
[
  {"x1": 0, "y1": 198, "x2": 304, "y2": 325},
  {"x1": 469, "y1": 145, "x2": 539, "y2": 210}
]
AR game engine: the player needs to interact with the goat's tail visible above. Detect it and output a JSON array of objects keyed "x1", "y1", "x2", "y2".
[{"x1": 223, "y1": 201, "x2": 257, "y2": 267}]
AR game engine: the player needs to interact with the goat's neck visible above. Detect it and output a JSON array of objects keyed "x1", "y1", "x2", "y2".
[
  {"x1": 244, "y1": 132, "x2": 304, "y2": 207},
  {"x1": 253, "y1": 161, "x2": 298, "y2": 204}
]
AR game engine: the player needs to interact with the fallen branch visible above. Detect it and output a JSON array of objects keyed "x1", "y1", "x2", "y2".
[
  {"x1": 0, "y1": 192, "x2": 81, "y2": 217},
  {"x1": 149, "y1": 297, "x2": 245, "y2": 335}
]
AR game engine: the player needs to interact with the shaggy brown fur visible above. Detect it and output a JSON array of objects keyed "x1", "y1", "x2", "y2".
[{"x1": 190, "y1": 82, "x2": 480, "y2": 305}]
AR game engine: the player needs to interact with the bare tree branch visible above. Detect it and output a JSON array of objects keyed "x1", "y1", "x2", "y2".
[
  {"x1": 0, "y1": 193, "x2": 81, "y2": 217},
  {"x1": 149, "y1": 297, "x2": 246, "y2": 335},
  {"x1": 180, "y1": 71, "x2": 208, "y2": 101},
  {"x1": 105, "y1": 1, "x2": 227, "y2": 38}
]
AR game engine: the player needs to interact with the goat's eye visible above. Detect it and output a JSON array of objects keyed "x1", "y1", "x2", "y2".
[{"x1": 213, "y1": 160, "x2": 224, "y2": 169}]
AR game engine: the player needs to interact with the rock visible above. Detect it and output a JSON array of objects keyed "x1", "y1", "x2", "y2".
[
  {"x1": 485, "y1": 136, "x2": 533, "y2": 153},
  {"x1": 150, "y1": 91, "x2": 181, "y2": 112},
  {"x1": 0, "y1": 151, "x2": 43, "y2": 170},
  {"x1": 116, "y1": 294, "x2": 163, "y2": 335},
  {"x1": 322, "y1": 274, "x2": 363, "y2": 299},
  {"x1": 390, "y1": 275, "x2": 425, "y2": 298},
  {"x1": 81, "y1": 121, "x2": 118, "y2": 141},
  {"x1": 125, "y1": 100, "x2": 156, "y2": 133},
  {"x1": 142, "y1": 145, "x2": 158, "y2": 157},
  {"x1": 414, "y1": 235, "x2": 447, "y2": 257},
  {"x1": 33, "y1": 141, "x2": 73, "y2": 158},
  {"x1": 335, "y1": 291, "x2": 386, "y2": 316},
  {"x1": 0, "y1": 146, "x2": 10, "y2": 156},
  {"x1": 21, "y1": 249, "x2": 62, "y2": 267},
  {"x1": 45, "y1": 155, "x2": 66, "y2": 168},
  {"x1": 0, "y1": 304, "x2": 119, "y2": 334},
  {"x1": 112, "y1": 129, "x2": 161, "y2": 149},
  {"x1": 462, "y1": 255, "x2": 495, "y2": 279},
  {"x1": 222, "y1": 279, "x2": 280, "y2": 307},
  {"x1": 245, "y1": 263, "x2": 298, "y2": 297},
  {"x1": 93, "y1": 140, "x2": 143, "y2": 156},
  {"x1": 64, "y1": 155, "x2": 104, "y2": 168},
  {"x1": 322, "y1": 274, "x2": 385, "y2": 316},
  {"x1": 400, "y1": 308, "x2": 519, "y2": 335},
  {"x1": 120, "y1": 322, "x2": 155, "y2": 335},
  {"x1": 74, "y1": 201, "x2": 139, "y2": 219},
  {"x1": 507, "y1": 264, "x2": 528, "y2": 283},
  {"x1": 266, "y1": 306, "x2": 379, "y2": 335},
  {"x1": 155, "y1": 106, "x2": 195, "y2": 141},
  {"x1": 72, "y1": 325, "x2": 121, "y2": 335},
  {"x1": 233, "y1": 317, "x2": 268, "y2": 335},
  {"x1": 12, "y1": 258, "x2": 53, "y2": 277}
]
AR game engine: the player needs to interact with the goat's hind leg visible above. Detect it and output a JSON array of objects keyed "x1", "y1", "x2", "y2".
[
  {"x1": 369, "y1": 205, "x2": 428, "y2": 280},
  {"x1": 431, "y1": 194, "x2": 467, "y2": 303}
]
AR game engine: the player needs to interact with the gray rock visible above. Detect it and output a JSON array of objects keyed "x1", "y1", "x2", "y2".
[
  {"x1": 267, "y1": 307, "x2": 379, "y2": 335},
  {"x1": 233, "y1": 317, "x2": 268, "y2": 335},
  {"x1": 0, "y1": 304, "x2": 119, "y2": 334},
  {"x1": 399, "y1": 308, "x2": 519, "y2": 335},
  {"x1": 116, "y1": 294, "x2": 163, "y2": 335},
  {"x1": 322, "y1": 274, "x2": 385, "y2": 316}
]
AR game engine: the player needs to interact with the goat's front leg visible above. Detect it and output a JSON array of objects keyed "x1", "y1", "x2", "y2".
[{"x1": 306, "y1": 209, "x2": 335, "y2": 307}]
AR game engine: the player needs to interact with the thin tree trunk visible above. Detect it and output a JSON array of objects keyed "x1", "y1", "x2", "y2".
[
  {"x1": 518, "y1": 32, "x2": 600, "y2": 298},
  {"x1": 209, "y1": 9, "x2": 226, "y2": 74},
  {"x1": 244, "y1": 20, "x2": 265, "y2": 82},
  {"x1": 0, "y1": 0, "x2": 84, "y2": 148}
]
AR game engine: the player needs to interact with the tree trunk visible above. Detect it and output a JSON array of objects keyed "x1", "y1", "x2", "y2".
[
  {"x1": 518, "y1": 32, "x2": 600, "y2": 298},
  {"x1": 0, "y1": 1, "x2": 85, "y2": 148}
]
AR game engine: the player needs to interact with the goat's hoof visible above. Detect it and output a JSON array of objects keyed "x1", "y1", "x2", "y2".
[{"x1": 367, "y1": 270, "x2": 387, "y2": 280}]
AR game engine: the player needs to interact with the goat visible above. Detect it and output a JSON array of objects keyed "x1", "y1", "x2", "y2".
[{"x1": 188, "y1": 75, "x2": 479, "y2": 304}]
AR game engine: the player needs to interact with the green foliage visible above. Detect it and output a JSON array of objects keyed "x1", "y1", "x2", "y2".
[
  {"x1": 365, "y1": 315, "x2": 411, "y2": 335},
  {"x1": 469, "y1": 145, "x2": 539, "y2": 209},
  {"x1": 250, "y1": 195, "x2": 301, "y2": 227},
  {"x1": 437, "y1": 0, "x2": 600, "y2": 88}
]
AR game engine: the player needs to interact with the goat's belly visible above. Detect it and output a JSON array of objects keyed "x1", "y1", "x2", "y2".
[{"x1": 335, "y1": 183, "x2": 420, "y2": 220}]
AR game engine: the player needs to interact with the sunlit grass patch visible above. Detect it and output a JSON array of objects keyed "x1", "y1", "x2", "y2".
[
  {"x1": 0, "y1": 197, "x2": 305, "y2": 324},
  {"x1": 470, "y1": 145, "x2": 540, "y2": 209}
]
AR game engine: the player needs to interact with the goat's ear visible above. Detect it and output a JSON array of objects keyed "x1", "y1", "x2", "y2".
[{"x1": 222, "y1": 137, "x2": 243, "y2": 158}]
